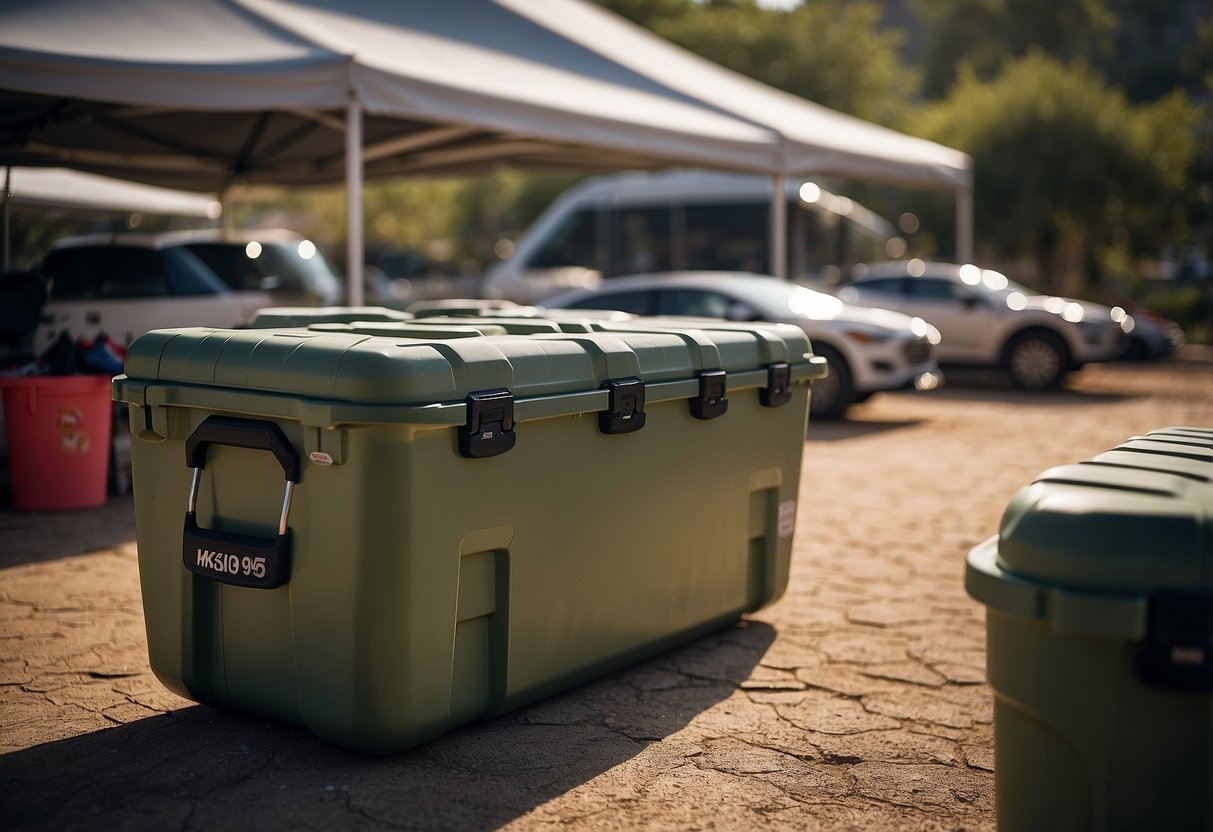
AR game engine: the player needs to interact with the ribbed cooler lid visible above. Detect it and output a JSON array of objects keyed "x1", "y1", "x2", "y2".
[
  {"x1": 246, "y1": 306, "x2": 411, "y2": 329},
  {"x1": 119, "y1": 322, "x2": 817, "y2": 410},
  {"x1": 996, "y1": 427, "x2": 1213, "y2": 593}
]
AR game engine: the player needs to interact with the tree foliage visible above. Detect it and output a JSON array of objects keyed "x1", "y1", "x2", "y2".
[
  {"x1": 912, "y1": 0, "x2": 1115, "y2": 99},
  {"x1": 599, "y1": 0, "x2": 918, "y2": 126},
  {"x1": 912, "y1": 0, "x2": 1209, "y2": 102},
  {"x1": 917, "y1": 52, "x2": 1200, "y2": 291}
]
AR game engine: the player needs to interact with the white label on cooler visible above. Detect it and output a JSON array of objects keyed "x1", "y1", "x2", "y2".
[
  {"x1": 309, "y1": 451, "x2": 334, "y2": 466},
  {"x1": 778, "y1": 501, "x2": 797, "y2": 538}
]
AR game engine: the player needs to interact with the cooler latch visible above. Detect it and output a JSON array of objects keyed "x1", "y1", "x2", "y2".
[
  {"x1": 1135, "y1": 587, "x2": 1213, "y2": 691},
  {"x1": 761, "y1": 362, "x2": 792, "y2": 408},
  {"x1": 460, "y1": 389, "x2": 517, "y2": 458},
  {"x1": 690, "y1": 370, "x2": 729, "y2": 420},
  {"x1": 599, "y1": 378, "x2": 646, "y2": 435}
]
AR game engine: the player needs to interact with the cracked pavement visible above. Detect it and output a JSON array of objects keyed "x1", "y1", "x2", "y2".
[{"x1": 2, "y1": 359, "x2": 1212, "y2": 830}]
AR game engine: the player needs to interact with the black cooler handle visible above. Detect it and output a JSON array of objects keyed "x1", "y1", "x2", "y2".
[{"x1": 182, "y1": 416, "x2": 299, "y2": 589}]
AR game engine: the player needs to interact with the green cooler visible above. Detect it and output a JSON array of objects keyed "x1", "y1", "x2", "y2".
[
  {"x1": 966, "y1": 427, "x2": 1213, "y2": 831},
  {"x1": 246, "y1": 306, "x2": 412, "y2": 328},
  {"x1": 114, "y1": 321, "x2": 826, "y2": 753}
]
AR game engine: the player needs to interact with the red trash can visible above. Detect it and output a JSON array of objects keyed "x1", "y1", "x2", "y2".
[{"x1": 1, "y1": 375, "x2": 113, "y2": 510}]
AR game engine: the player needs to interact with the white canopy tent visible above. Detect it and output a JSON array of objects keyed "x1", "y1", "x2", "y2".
[
  {"x1": 1, "y1": 166, "x2": 222, "y2": 269},
  {"x1": 2, "y1": 167, "x2": 220, "y2": 216},
  {"x1": 0, "y1": 0, "x2": 972, "y2": 302}
]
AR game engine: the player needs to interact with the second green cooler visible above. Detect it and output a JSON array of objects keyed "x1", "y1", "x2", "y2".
[
  {"x1": 966, "y1": 427, "x2": 1213, "y2": 831},
  {"x1": 115, "y1": 321, "x2": 826, "y2": 753}
]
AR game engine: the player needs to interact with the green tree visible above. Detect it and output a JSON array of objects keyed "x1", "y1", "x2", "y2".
[
  {"x1": 916, "y1": 52, "x2": 1199, "y2": 293},
  {"x1": 595, "y1": 0, "x2": 692, "y2": 29},
  {"x1": 599, "y1": 0, "x2": 918, "y2": 126},
  {"x1": 912, "y1": 0, "x2": 1208, "y2": 102},
  {"x1": 913, "y1": 0, "x2": 1115, "y2": 98},
  {"x1": 1103, "y1": 0, "x2": 1210, "y2": 102}
]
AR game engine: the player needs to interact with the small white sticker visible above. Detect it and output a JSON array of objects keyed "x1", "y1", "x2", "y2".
[
  {"x1": 778, "y1": 500, "x2": 797, "y2": 538},
  {"x1": 309, "y1": 451, "x2": 334, "y2": 466}
]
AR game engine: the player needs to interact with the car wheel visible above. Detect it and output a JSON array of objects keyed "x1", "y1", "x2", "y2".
[
  {"x1": 1004, "y1": 330, "x2": 1069, "y2": 390},
  {"x1": 809, "y1": 345, "x2": 854, "y2": 420}
]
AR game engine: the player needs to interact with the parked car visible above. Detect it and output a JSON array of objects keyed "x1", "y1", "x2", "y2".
[
  {"x1": 545, "y1": 272, "x2": 941, "y2": 419},
  {"x1": 35, "y1": 233, "x2": 272, "y2": 352},
  {"x1": 170, "y1": 228, "x2": 344, "y2": 307},
  {"x1": 840, "y1": 261, "x2": 1130, "y2": 390},
  {"x1": 1121, "y1": 308, "x2": 1184, "y2": 360},
  {"x1": 368, "y1": 247, "x2": 481, "y2": 305}
]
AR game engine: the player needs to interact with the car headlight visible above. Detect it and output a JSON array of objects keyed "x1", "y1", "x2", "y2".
[{"x1": 906, "y1": 317, "x2": 942, "y2": 345}]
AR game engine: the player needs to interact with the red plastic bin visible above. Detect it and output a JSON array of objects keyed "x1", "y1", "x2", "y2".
[{"x1": 1, "y1": 375, "x2": 112, "y2": 510}]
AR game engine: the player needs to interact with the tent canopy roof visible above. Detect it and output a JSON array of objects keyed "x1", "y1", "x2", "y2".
[
  {"x1": 0, "y1": 0, "x2": 969, "y2": 193},
  {"x1": 3, "y1": 167, "x2": 220, "y2": 216}
]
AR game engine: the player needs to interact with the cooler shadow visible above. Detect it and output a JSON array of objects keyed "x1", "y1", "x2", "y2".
[
  {"x1": 806, "y1": 418, "x2": 922, "y2": 442},
  {"x1": 1, "y1": 620, "x2": 774, "y2": 832}
]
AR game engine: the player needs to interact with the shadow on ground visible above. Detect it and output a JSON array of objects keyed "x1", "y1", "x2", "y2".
[
  {"x1": 908, "y1": 368, "x2": 1135, "y2": 407},
  {"x1": 1, "y1": 620, "x2": 775, "y2": 832},
  {"x1": 806, "y1": 418, "x2": 923, "y2": 442},
  {"x1": 922, "y1": 385, "x2": 1132, "y2": 407},
  {"x1": 0, "y1": 496, "x2": 136, "y2": 568}
]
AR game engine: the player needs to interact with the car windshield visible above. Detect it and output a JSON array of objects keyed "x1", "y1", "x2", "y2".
[
  {"x1": 185, "y1": 240, "x2": 343, "y2": 301},
  {"x1": 954, "y1": 266, "x2": 1035, "y2": 299}
]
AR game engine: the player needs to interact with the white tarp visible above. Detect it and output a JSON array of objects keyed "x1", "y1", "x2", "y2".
[
  {"x1": 506, "y1": 0, "x2": 971, "y2": 190},
  {"x1": 0, "y1": 0, "x2": 779, "y2": 187},
  {"x1": 0, "y1": 0, "x2": 968, "y2": 187}
]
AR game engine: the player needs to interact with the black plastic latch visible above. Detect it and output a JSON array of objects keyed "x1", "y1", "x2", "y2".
[
  {"x1": 761, "y1": 362, "x2": 792, "y2": 408},
  {"x1": 690, "y1": 369, "x2": 729, "y2": 420},
  {"x1": 1135, "y1": 588, "x2": 1213, "y2": 691},
  {"x1": 599, "y1": 377, "x2": 646, "y2": 434},
  {"x1": 460, "y1": 389, "x2": 516, "y2": 458}
]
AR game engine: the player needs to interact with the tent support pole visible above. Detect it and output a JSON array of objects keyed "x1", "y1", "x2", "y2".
[
  {"x1": 956, "y1": 183, "x2": 974, "y2": 264},
  {"x1": 770, "y1": 174, "x2": 786, "y2": 279},
  {"x1": 346, "y1": 95, "x2": 364, "y2": 306},
  {"x1": 2, "y1": 166, "x2": 10, "y2": 272}
]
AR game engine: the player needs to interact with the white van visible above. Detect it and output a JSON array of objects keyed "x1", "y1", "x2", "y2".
[{"x1": 482, "y1": 170, "x2": 895, "y2": 303}]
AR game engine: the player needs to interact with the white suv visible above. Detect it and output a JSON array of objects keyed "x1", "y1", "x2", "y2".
[
  {"x1": 35, "y1": 233, "x2": 272, "y2": 352},
  {"x1": 169, "y1": 228, "x2": 343, "y2": 308},
  {"x1": 545, "y1": 271, "x2": 941, "y2": 419},
  {"x1": 841, "y1": 261, "x2": 1129, "y2": 389}
]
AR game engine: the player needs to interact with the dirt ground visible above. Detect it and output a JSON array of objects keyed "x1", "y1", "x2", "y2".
[{"x1": 2, "y1": 357, "x2": 1211, "y2": 831}]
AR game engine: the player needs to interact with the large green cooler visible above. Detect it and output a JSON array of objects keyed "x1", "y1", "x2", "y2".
[
  {"x1": 965, "y1": 427, "x2": 1213, "y2": 831},
  {"x1": 245, "y1": 306, "x2": 412, "y2": 328},
  {"x1": 114, "y1": 321, "x2": 826, "y2": 753}
]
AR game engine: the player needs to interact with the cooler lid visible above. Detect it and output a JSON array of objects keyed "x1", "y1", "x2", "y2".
[
  {"x1": 246, "y1": 306, "x2": 411, "y2": 329},
  {"x1": 996, "y1": 427, "x2": 1213, "y2": 594},
  {"x1": 334, "y1": 317, "x2": 571, "y2": 335},
  {"x1": 116, "y1": 322, "x2": 824, "y2": 426}
]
